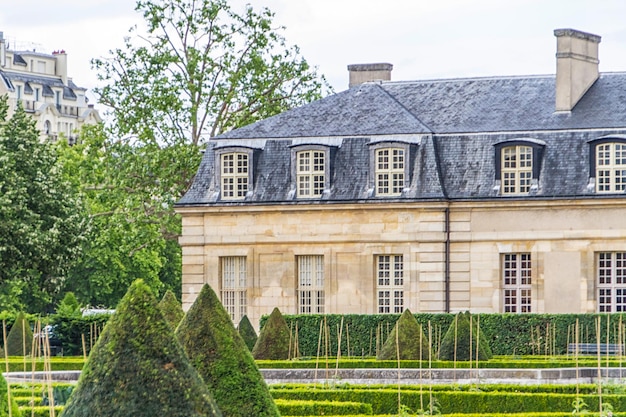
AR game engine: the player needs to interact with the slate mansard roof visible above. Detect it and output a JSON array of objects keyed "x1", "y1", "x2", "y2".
[{"x1": 177, "y1": 72, "x2": 626, "y2": 206}]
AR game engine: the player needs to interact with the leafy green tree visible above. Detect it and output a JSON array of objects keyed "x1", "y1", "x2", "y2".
[
  {"x1": 56, "y1": 126, "x2": 178, "y2": 307},
  {"x1": 377, "y1": 309, "x2": 431, "y2": 361},
  {"x1": 56, "y1": 292, "x2": 82, "y2": 318},
  {"x1": 0, "y1": 97, "x2": 88, "y2": 312},
  {"x1": 177, "y1": 284, "x2": 279, "y2": 417},
  {"x1": 159, "y1": 289, "x2": 184, "y2": 329},
  {"x1": 5, "y1": 312, "x2": 33, "y2": 356},
  {"x1": 60, "y1": 279, "x2": 222, "y2": 417},
  {"x1": 252, "y1": 307, "x2": 291, "y2": 360},
  {"x1": 57, "y1": 0, "x2": 330, "y2": 309},
  {"x1": 94, "y1": 0, "x2": 329, "y2": 147},
  {"x1": 237, "y1": 315, "x2": 257, "y2": 352}
]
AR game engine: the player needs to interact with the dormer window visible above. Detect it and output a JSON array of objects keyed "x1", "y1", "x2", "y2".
[
  {"x1": 216, "y1": 148, "x2": 254, "y2": 200},
  {"x1": 502, "y1": 145, "x2": 532, "y2": 195},
  {"x1": 375, "y1": 148, "x2": 404, "y2": 196},
  {"x1": 494, "y1": 139, "x2": 545, "y2": 196},
  {"x1": 595, "y1": 142, "x2": 626, "y2": 193},
  {"x1": 297, "y1": 149, "x2": 325, "y2": 197}
]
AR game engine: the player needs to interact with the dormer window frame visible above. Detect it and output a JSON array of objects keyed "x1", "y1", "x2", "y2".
[
  {"x1": 494, "y1": 139, "x2": 545, "y2": 196},
  {"x1": 589, "y1": 136, "x2": 626, "y2": 194},
  {"x1": 290, "y1": 144, "x2": 331, "y2": 199},
  {"x1": 215, "y1": 147, "x2": 254, "y2": 201},
  {"x1": 369, "y1": 142, "x2": 411, "y2": 197}
]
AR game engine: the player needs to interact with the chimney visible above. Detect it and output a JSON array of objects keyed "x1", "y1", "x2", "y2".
[
  {"x1": 53, "y1": 50, "x2": 68, "y2": 84},
  {"x1": 554, "y1": 28, "x2": 601, "y2": 112},
  {"x1": 348, "y1": 63, "x2": 393, "y2": 88}
]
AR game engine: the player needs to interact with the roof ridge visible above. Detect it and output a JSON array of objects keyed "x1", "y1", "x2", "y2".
[{"x1": 374, "y1": 83, "x2": 433, "y2": 133}]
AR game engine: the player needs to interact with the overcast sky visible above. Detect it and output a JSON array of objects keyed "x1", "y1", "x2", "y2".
[{"x1": 2, "y1": 0, "x2": 626, "y2": 106}]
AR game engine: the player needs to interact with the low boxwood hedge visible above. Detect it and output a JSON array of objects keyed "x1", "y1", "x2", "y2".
[
  {"x1": 274, "y1": 399, "x2": 372, "y2": 416},
  {"x1": 270, "y1": 387, "x2": 626, "y2": 414}
]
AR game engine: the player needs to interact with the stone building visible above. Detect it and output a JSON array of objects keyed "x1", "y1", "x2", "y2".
[
  {"x1": 176, "y1": 28, "x2": 626, "y2": 328},
  {"x1": 0, "y1": 32, "x2": 101, "y2": 143}
]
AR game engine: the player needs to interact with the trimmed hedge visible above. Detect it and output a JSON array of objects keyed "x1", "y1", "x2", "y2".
[
  {"x1": 238, "y1": 315, "x2": 258, "y2": 352},
  {"x1": 1, "y1": 371, "x2": 22, "y2": 417},
  {"x1": 60, "y1": 279, "x2": 222, "y2": 417},
  {"x1": 262, "y1": 313, "x2": 626, "y2": 357},
  {"x1": 253, "y1": 308, "x2": 292, "y2": 360},
  {"x1": 377, "y1": 309, "x2": 431, "y2": 361},
  {"x1": 5, "y1": 313, "x2": 33, "y2": 357},
  {"x1": 158, "y1": 289, "x2": 184, "y2": 330},
  {"x1": 176, "y1": 284, "x2": 279, "y2": 417},
  {"x1": 270, "y1": 387, "x2": 626, "y2": 415},
  {"x1": 274, "y1": 399, "x2": 372, "y2": 416}
]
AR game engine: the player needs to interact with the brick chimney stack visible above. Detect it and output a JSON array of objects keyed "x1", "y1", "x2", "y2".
[
  {"x1": 554, "y1": 28, "x2": 601, "y2": 112},
  {"x1": 348, "y1": 63, "x2": 393, "y2": 88}
]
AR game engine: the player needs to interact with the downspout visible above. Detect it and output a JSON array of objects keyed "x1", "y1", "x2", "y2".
[
  {"x1": 444, "y1": 205, "x2": 450, "y2": 313},
  {"x1": 432, "y1": 134, "x2": 450, "y2": 313}
]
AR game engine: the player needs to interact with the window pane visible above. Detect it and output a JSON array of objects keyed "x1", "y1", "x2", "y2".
[
  {"x1": 220, "y1": 257, "x2": 247, "y2": 322},
  {"x1": 597, "y1": 252, "x2": 626, "y2": 312},
  {"x1": 375, "y1": 148, "x2": 404, "y2": 196},
  {"x1": 297, "y1": 150, "x2": 325, "y2": 197},
  {"x1": 502, "y1": 253, "x2": 531, "y2": 313},
  {"x1": 221, "y1": 153, "x2": 248, "y2": 200},
  {"x1": 298, "y1": 255, "x2": 324, "y2": 314},
  {"x1": 376, "y1": 255, "x2": 404, "y2": 313},
  {"x1": 501, "y1": 146, "x2": 532, "y2": 195}
]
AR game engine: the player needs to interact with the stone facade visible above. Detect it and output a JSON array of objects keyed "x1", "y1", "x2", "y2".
[{"x1": 176, "y1": 28, "x2": 626, "y2": 329}]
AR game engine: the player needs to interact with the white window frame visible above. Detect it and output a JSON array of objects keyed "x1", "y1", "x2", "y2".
[
  {"x1": 596, "y1": 143, "x2": 626, "y2": 193},
  {"x1": 296, "y1": 149, "x2": 325, "y2": 198},
  {"x1": 501, "y1": 145, "x2": 532, "y2": 195},
  {"x1": 597, "y1": 252, "x2": 626, "y2": 312},
  {"x1": 297, "y1": 255, "x2": 325, "y2": 314},
  {"x1": 376, "y1": 255, "x2": 404, "y2": 313},
  {"x1": 220, "y1": 256, "x2": 247, "y2": 323},
  {"x1": 221, "y1": 152, "x2": 249, "y2": 200},
  {"x1": 502, "y1": 253, "x2": 532, "y2": 313},
  {"x1": 375, "y1": 148, "x2": 405, "y2": 196}
]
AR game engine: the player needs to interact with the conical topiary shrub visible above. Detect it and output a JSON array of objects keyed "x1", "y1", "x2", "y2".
[
  {"x1": 158, "y1": 289, "x2": 184, "y2": 330},
  {"x1": 60, "y1": 279, "x2": 222, "y2": 417},
  {"x1": 377, "y1": 309, "x2": 431, "y2": 360},
  {"x1": 438, "y1": 311, "x2": 492, "y2": 361},
  {"x1": 176, "y1": 284, "x2": 279, "y2": 417},
  {"x1": 6, "y1": 312, "x2": 33, "y2": 356},
  {"x1": 0, "y1": 371, "x2": 22, "y2": 417},
  {"x1": 237, "y1": 315, "x2": 258, "y2": 352},
  {"x1": 252, "y1": 307, "x2": 291, "y2": 360}
]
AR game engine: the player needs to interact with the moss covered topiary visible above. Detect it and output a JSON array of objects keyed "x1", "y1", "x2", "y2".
[
  {"x1": 237, "y1": 315, "x2": 258, "y2": 352},
  {"x1": 377, "y1": 309, "x2": 431, "y2": 360},
  {"x1": 252, "y1": 307, "x2": 291, "y2": 360},
  {"x1": 59, "y1": 279, "x2": 222, "y2": 417},
  {"x1": 0, "y1": 371, "x2": 22, "y2": 417},
  {"x1": 5, "y1": 312, "x2": 33, "y2": 356},
  {"x1": 438, "y1": 311, "x2": 493, "y2": 361},
  {"x1": 177, "y1": 284, "x2": 279, "y2": 417},
  {"x1": 158, "y1": 289, "x2": 184, "y2": 330}
]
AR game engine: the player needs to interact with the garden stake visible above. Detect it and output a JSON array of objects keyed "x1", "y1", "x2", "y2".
[
  {"x1": 3, "y1": 320, "x2": 13, "y2": 417},
  {"x1": 288, "y1": 321, "x2": 293, "y2": 360},
  {"x1": 453, "y1": 313, "x2": 458, "y2": 382},
  {"x1": 314, "y1": 319, "x2": 323, "y2": 382},
  {"x1": 596, "y1": 315, "x2": 602, "y2": 415},
  {"x1": 396, "y1": 321, "x2": 401, "y2": 416},
  {"x1": 335, "y1": 316, "x2": 344, "y2": 379}
]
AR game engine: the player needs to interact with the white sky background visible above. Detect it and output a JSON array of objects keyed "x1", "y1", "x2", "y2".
[{"x1": 2, "y1": 0, "x2": 626, "y2": 108}]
